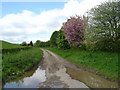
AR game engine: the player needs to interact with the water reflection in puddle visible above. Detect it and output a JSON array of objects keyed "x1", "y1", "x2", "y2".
[
  {"x1": 4, "y1": 66, "x2": 46, "y2": 88},
  {"x1": 67, "y1": 68, "x2": 118, "y2": 88}
]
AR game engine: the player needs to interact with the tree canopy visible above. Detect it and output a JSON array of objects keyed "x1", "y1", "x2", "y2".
[
  {"x1": 88, "y1": 1, "x2": 119, "y2": 39},
  {"x1": 63, "y1": 16, "x2": 85, "y2": 47},
  {"x1": 85, "y1": 1, "x2": 120, "y2": 52},
  {"x1": 56, "y1": 30, "x2": 70, "y2": 49},
  {"x1": 34, "y1": 40, "x2": 50, "y2": 47},
  {"x1": 50, "y1": 31, "x2": 59, "y2": 47},
  {"x1": 21, "y1": 41, "x2": 27, "y2": 46}
]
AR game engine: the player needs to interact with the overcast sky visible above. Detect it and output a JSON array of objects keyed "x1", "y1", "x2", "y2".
[{"x1": 0, "y1": 0, "x2": 107, "y2": 44}]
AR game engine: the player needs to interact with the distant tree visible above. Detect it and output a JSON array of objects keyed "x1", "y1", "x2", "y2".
[
  {"x1": 21, "y1": 41, "x2": 27, "y2": 46},
  {"x1": 63, "y1": 16, "x2": 85, "y2": 47},
  {"x1": 34, "y1": 40, "x2": 41, "y2": 47},
  {"x1": 34, "y1": 40, "x2": 50, "y2": 47},
  {"x1": 56, "y1": 30, "x2": 70, "y2": 49},
  {"x1": 30, "y1": 41, "x2": 33, "y2": 46},
  {"x1": 45, "y1": 40, "x2": 50, "y2": 47},
  {"x1": 39, "y1": 41, "x2": 50, "y2": 47},
  {"x1": 50, "y1": 31, "x2": 59, "y2": 47}
]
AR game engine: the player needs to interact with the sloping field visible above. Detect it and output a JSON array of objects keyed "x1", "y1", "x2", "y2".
[
  {"x1": 0, "y1": 40, "x2": 30, "y2": 53},
  {"x1": 0, "y1": 40, "x2": 23, "y2": 49}
]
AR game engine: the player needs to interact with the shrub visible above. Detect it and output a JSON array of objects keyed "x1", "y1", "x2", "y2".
[{"x1": 57, "y1": 30, "x2": 70, "y2": 49}]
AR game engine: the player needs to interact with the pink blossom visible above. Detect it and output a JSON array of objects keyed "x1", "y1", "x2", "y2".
[{"x1": 62, "y1": 16, "x2": 85, "y2": 46}]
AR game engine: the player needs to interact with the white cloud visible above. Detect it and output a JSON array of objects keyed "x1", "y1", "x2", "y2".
[{"x1": 0, "y1": 0, "x2": 107, "y2": 43}]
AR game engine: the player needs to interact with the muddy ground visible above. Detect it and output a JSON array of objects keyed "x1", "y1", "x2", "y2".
[{"x1": 38, "y1": 49, "x2": 89, "y2": 88}]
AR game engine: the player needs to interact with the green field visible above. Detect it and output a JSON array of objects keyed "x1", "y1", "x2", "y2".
[
  {"x1": 47, "y1": 48, "x2": 118, "y2": 81},
  {"x1": 0, "y1": 40, "x2": 31, "y2": 53},
  {"x1": 0, "y1": 40, "x2": 23, "y2": 49}
]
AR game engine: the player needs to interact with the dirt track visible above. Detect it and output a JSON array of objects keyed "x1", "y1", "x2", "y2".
[{"x1": 39, "y1": 49, "x2": 89, "y2": 88}]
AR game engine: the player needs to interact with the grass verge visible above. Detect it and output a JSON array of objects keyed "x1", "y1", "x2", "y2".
[
  {"x1": 2, "y1": 47, "x2": 43, "y2": 82},
  {"x1": 47, "y1": 48, "x2": 118, "y2": 81}
]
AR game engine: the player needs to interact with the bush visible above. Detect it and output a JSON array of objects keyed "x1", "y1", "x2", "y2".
[
  {"x1": 85, "y1": 38, "x2": 120, "y2": 52},
  {"x1": 21, "y1": 41, "x2": 27, "y2": 46},
  {"x1": 56, "y1": 30, "x2": 70, "y2": 49},
  {"x1": 2, "y1": 46, "x2": 30, "y2": 53},
  {"x1": 50, "y1": 31, "x2": 59, "y2": 47},
  {"x1": 34, "y1": 40, "x2": 50, "y2": 47}
]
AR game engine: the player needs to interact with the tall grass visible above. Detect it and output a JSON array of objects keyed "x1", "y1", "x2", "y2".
[
  {"x1": 2, "y1": 47, "x2": 43, "y2": 82},
  {"x1": 47, "y1": 48, "x2": 118, "y2": 81}
]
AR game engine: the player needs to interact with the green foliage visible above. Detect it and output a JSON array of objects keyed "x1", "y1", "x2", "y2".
[
  {"x1": 34, "y1": 40, "x2": 50, "y2": 47},
  {"x1": 85, "y1": 1, "x2": 120, "y2": 52},
  {"x1": 39, "y1": 41, "x2": 50, "y2": 47},
  {"x1": 56, "y1": 30, "x2": 70, "y2": 49},
  {"x1": 21, "y1": 41, "x2": 27, "y2": 46},
  {"x1": 29, "y1": 41, "x2": 33, "y2": 46},
  {"x1": 0, "y1": 54, "x2": 1, "y2": 83},
  {"x1": 34, "y1": 40, "x2": 41, "y2": 47},
  {"x1": 2, "y1": 47, "x2": 43, "y2": 82},
  {"x1": 50, "y1": 31, "x2": 59, "y2": 47},
  {"x1": 2, "y1": 47, "x2": 31, "y2": 54},
  {"x1": 47, "y1": 48, "x2": 118, "y2": 81},
  {"x1": 88, "y1": 1, "x2": 119, "y2": 37}
]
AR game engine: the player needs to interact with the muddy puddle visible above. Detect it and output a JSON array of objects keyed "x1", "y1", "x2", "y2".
[
  {"x1": 3, "y1": 66, "x2": 46, "y2": 88},
  {"x1": 66, "y1": 68, "x2": 118, "y2": 88}
]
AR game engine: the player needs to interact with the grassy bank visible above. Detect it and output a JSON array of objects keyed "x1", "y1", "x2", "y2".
[
  {"x1": 2, "y1": 47, "x2": 43, "y2": 82},
  {"x1": 0, "y1": 40, "x2": 31, "y2": 53},
  {"x1": 1, "y1": 40, "x2": 23, "y2": 49},
  {"x1": 47, "y1": 48, "x2": 118, "y2": 81}
]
